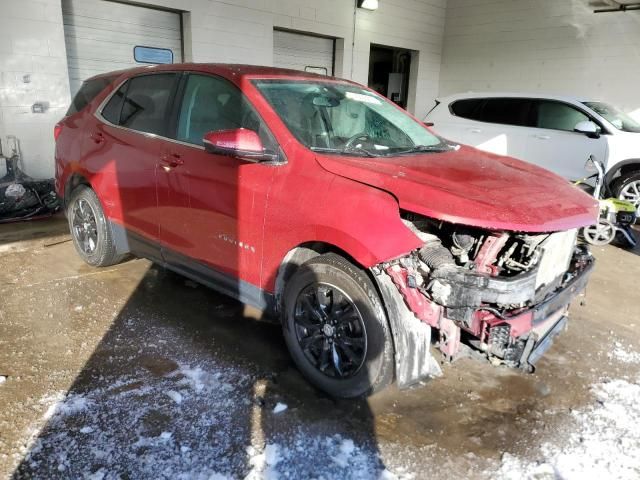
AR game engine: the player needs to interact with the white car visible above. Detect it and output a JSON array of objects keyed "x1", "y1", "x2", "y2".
[{"x1": 425, "y1": 93, "x2": 640, "y2": 210}]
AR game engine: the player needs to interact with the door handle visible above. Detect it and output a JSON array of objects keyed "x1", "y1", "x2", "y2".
[
  {"x1": 469, "y1": 128, "x2": 482, "y2": 133},
  {"x1": 90, "y1": 132, "x2": 104, "y2": 144},
  {"x1": 533, "y1": 134, "x2": 551, "y2": 140},
  {"x1": 159, "y1": 152, "x2": 184, "y2": 169}
]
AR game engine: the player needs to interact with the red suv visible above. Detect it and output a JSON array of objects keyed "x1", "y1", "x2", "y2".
[{"x1": 55, "y1": 64, "x2": 597, "y2": 398}]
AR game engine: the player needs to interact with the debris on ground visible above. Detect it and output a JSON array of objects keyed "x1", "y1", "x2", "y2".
[{"x1": 0, "y1": 136, "x2": 59, "y2": 224}]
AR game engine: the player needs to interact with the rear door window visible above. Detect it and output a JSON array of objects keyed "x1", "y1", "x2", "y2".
[
  {"x1": 66, "y1": 76, "x2": 116, "y2": 116},
  {"x1": 533, "y1": 100, "x2": 590, "y2": 132},
  {"x1": 102, "y1": 73, "x2": 177, "y2": 136},
  {"x1": 478, "y1": 98, "x2": 532, "y2": 127}
]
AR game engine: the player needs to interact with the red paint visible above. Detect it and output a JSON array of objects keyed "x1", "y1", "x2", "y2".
[
  {"x1": 315, "y1": 146, "x2": 599, "y2": 233},
  {"x1": 474, "y1": 233, "x2": 509, "y2": 275},
  {"x1": 53, "y1": 123, "x2": 63, "y2": 141},
  {"x1": 203, "y1": 128, "x2": 264, "y2": 152},
  {"x1": 55, "y1": 63, "x2": 597, "y2": 298},
  {"x1": 385, "y1": 265, "x2": 442, "y2": 326}
]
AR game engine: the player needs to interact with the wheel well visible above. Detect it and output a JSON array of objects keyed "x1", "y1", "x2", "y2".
[
  {"x1": 606, "y1": 160, "x2": 640, "y2": 192},
  {"x1": 274, "y1": 242, "x2": 366, "y2": 312},
  {"x1": 64, "y1": 173, "x2": 91, "y2": 207}
]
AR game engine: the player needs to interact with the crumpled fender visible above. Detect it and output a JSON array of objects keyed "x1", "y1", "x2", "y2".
[{"x1": 373, "y1": 269, "x2": 442, "y2": 388}]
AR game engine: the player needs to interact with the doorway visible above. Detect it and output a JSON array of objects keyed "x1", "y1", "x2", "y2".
[{"x1": 367, "y1": 44, "x2": 413, "y2": 109}]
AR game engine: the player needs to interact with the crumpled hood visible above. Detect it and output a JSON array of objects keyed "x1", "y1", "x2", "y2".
[{"x1": 316, "y1": 145, "x2": 599, "y2": 232}]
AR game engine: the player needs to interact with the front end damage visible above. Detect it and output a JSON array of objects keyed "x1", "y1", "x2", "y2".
[{"x1": 373, "y1": 213, "x2": 594, "y2": 388}]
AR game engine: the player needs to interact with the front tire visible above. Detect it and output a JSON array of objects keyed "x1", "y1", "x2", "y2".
[
  {"x1": 282, "y1": 253, "x2": 394, "y2": 398},
  {"x1": 611, "y1": 171, "x2": 640, "y2": 215},
  {"x1": 67, "y1": 186, "x2": 123, "y2": 267}
]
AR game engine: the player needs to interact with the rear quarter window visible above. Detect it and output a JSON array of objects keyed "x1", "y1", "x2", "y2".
[
  {"x1": 100, "y1": 73, "x2": 177, "y2": 137},
  {"x1": 67, "y1": 76, "x2": 116, "y2": 116},
  {"x1": 449, "y1": 98, "x2": 484, "y2": 121}
]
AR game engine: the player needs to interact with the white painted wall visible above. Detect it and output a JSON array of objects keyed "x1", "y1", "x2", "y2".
[
  {"x1": 0, "y1": 0, "x2": 447, "y2": 179},
  {"x1": 0, "y1": 0, "x2": 71, "y2": 179},
  {"x1": 439, "y1": 0, "x2": 640, "y2": 120}
]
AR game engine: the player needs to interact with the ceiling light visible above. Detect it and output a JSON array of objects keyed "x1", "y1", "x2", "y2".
[{"x1": 358, "y1": 0, "x2": 379, "y2": 11}]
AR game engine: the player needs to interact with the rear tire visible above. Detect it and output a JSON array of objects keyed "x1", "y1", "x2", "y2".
[
  {"x1": 282, "y1": 253, "x2": 394, "y2": 398},
  {"x1": 67, "y1": 186, "x2": 123, "y2": 267}
]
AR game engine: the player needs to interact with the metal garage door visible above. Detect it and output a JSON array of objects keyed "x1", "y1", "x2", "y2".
[
  {"x1": 273, "y1": 30, "x2": 334, "y2": 76},
  {"x1": 62, "y1": 0, "x2": 183, "y2": 95}
]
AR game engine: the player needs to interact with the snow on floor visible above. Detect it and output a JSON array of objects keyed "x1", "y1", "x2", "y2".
[
  {"x1": 12, "y1": 315, "x2": 640, "y2": 479},
  {"x1": 14, "y1": 356, "x2": 408, "y2": 479},
  {"x1": 495, "y1": 345, "x2": 640, "y2": 480},
  {"x1": 610, "y1": 341, "x2": 640, "y2": 364}
]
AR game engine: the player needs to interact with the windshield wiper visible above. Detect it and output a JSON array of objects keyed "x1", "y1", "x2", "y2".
[
  {"x1": 310, "y1": 146, "x2": 380, "y2": 158},
  {"x1": 393, "y1": 144, "x2": 455, "y2": 155}
]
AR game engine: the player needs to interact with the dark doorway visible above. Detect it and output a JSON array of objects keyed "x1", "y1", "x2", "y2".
[{"x1": 367, "y1": 44, "x2": 412, "y2": 109}]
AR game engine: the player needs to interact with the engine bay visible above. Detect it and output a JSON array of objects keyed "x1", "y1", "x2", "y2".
[{"x1": 378, "y1": 212, "x2": 594, "y2": 372}]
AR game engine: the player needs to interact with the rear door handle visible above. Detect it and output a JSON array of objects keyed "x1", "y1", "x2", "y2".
[
  {"x1": 533, "y1": 134, "x2": 551, "y2": 140},
  {"x1": 159, "y1": 152, "x2": 184, "y2": 169},
  {"x1": 468, "y1": 128, "x2": 482, "y2": 133},
  {"x1": 90, "y1": 132, "x2": 104, "y2": 144}
]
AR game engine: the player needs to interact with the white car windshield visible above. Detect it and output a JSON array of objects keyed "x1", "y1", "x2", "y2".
[
  {"x1": 253, "y1": 80, "x2": 449, "y2": 157},
  {"x1": 584, "y1": 101, "x2": 640, "y2": 133}
]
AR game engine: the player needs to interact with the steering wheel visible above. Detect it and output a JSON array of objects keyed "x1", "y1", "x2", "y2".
[{"x1": 343, "y1": 132, "x2": 373, "y2": 151}]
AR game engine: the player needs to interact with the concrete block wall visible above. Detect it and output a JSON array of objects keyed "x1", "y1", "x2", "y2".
[
  {"x1": 0, "y1": 0, "x2": 71, "y2": 179},
  {"x1": 439, "y1": 0, "x2": 640, "y2": 119}
]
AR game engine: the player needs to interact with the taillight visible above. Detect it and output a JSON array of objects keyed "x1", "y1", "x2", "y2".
[{"x1": 54, "y1": 123, "x2": 63, "y2": 141}]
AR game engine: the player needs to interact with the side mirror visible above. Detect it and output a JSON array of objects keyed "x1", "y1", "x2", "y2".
[
  {"x1": 203, "y1": 128, "x2": 278, "y2": 162},
  {"x1": 574, "y1": 121, "x2": 601, "y2": 139}
]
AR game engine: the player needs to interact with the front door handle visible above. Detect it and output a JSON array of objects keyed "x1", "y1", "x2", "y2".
[
  {"x1": 160, "y1": 152, "x2": 184, "y2": 169},
  {"x1": 533, "y1": 134, "x2": 551, "y2": 140},
  {"x1": 468, "y1": 128, "x2": 482, "y2": 134}
]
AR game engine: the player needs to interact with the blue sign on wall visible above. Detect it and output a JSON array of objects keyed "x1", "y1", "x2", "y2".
[{"x1": 133, "y1": 46, "x2": 174, "y2": 65}]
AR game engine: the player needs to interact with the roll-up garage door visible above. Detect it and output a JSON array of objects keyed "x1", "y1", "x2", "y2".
[
  {"x1": 273, "y1": 30, "x2": 334, "y2": 76},
  {"x1": 62, "y1": 0, "x2": 183, "y2": 95}
]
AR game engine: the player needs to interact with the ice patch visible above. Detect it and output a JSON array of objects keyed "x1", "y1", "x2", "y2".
[
  {"x1": 273, "y1": 402, "x2": 287, "y2": 414},
  {"x1": 332, "y1": 439, "x2": 356, "y2": 467},
  {"x1": 165, "y1": 390, "x2": 183, "y2": 404},
  {"x1": 87, "y1": 468, "x2": 107, "y2": 480},
  {"x1": 264, "y1": 444, "x2": 281, "y2": 466},
  {"x1": 610, "y1": 342, "x2": 640, "y2": 364},
  {"x1": 171, "y1": 364, "x2": 230, "y2": 393}
]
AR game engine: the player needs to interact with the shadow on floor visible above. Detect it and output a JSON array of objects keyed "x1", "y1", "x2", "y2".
[{"x1": 11, "y1": 264, "x2": 385, "y2": 479}]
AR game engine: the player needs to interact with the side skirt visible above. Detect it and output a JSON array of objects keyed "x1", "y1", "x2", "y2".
[{"x1": 109, "y1": 221, "x2": 276, "y2": 316}]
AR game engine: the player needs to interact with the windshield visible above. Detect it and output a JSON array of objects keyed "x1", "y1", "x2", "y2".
[
  {"x1": 583, "y1": 101, "x2": 640, "y2": 133},
  {"x1": 253, "y1": 80, "x2": 446, "y2": 156}
]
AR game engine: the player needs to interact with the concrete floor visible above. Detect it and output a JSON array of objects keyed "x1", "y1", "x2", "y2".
[{"x1": 0, "y1": 215, "x2": 639, "y2": 479}]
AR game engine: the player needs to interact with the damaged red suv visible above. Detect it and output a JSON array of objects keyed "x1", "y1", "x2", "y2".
[{"x1": 55, "y1": 64, "x2": 598, "y2": 398}]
